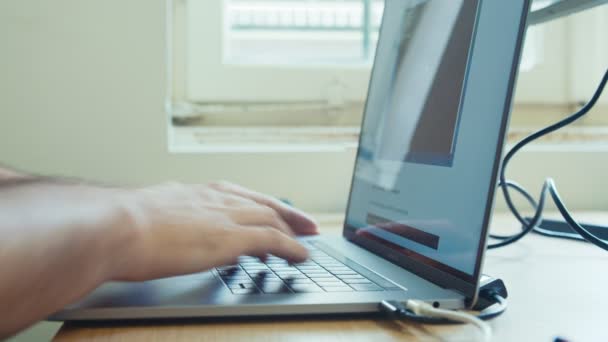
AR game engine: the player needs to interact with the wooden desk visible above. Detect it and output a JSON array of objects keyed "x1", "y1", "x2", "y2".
[{"x1": 54, "y1": 213, "x2": 608, "y2": 342}]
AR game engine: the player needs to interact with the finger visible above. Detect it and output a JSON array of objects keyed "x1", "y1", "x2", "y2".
[
  {"x1": 227, "y1": 206, "x2": 295, "y2": 237},
  {"x1": 238, "y1": 227, "x2": 309, "y2": 263},
  {"x1": 210, "y1": 182, "x2": 319, "y2": 235},
  {"x1": 220, "y1": 193, "x2": 258, "y2": 207},
  {"x1": 194, "y1": 185, "x2": 258, "y2": 207}
]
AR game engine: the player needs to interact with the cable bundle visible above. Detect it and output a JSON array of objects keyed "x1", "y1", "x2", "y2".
[{"x1": 489, "y1": 68, "x2": 608, "y2": 251}]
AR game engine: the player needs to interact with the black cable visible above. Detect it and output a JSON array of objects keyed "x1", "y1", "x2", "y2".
[
  {"x1": 379, "y1": 293, "x2": 507, "y2": 324},
  {"x1": 489, "y1": 181, "x2": 538, "y2": 240},
  {"x1": 488, "y1": 180, "x2": 547, "y2": 248},
  {"x1": 548, "y1": 179, "x2": 608, "y2": 251},
  {"x1": 488, "y1": 67, "x2": 608, "y2": 250}
]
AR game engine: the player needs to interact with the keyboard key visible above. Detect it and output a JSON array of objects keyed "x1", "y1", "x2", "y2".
[
  {"x1": 241, "y1": 262, "x2": 267, "y2": 267},
  {"x1": 309, "y1": 275, "x2": 339, "y2": 281},
  {"x1": 296, "y1": 266, "x2": 325, "y2": 271},
  {"x1": 222, "y1": 276, "x2": 252, "y2": 283},
  {"x1": 271, "y1": 267, "x2": 299, "y2": 272},
  {"x1": 303, "y1": 268, "x2": 328, "y2": 273},
  {"x1": 228, "y1": 283, "x2": 257, "y2": 290},
  {"x1": 278, "y1": 274, "x2": 308, "y2": 280},
  {"x1": 350, "y1": 284, "x2": 383, "y2": 291},
  {"x1": 294, "y1": 261, "x2": 317, "y2": 266},
  {"x1": 274, "y1": 269, "x2": 303, "y2": 275},
  {"x1": 304, "y1": 271, "x2": 332, "y2": 277},
  {"x1": 252, "y1": 275, "x2": 280, "y2": 283},
  {"x1": 322, "y1": 286, "x2": 354, "y2": 292},
  {"x1": 250, "y1": 269, "x2": 270, "y2": 275},
  {"x1": 274, "y1": 271, "x2": 304, "y2": 278},
  {"x1": 314, "y1": 281, "x2": 345, "y2": 287},
  {"x1": 289, "y1": 284, "x2": 324, "y2": 293},
  {"x1": 238, "y1": 256, "x2": 259, "y2": 262},
  {"x1": 217, "y1": 269, "x2": 241, "y2": 276},
  {"x1": 243, "y1": 267, "x2": 269, "y2": 273},
  {"x1": 287, "y1": 278, "x2": 314, "y2": 284},
  {"x1": 337, "y1": 274, "x2": 365, "y2": 280},
  {"x1": 240, "y1": 259, "x2": 265, "y2": 264},
  {"x1": 221, "y1": 271, "x2": 249, "y2": 278},
  {"x1": 323, "y1": 266, "x2": 351, "y2": 272},
  {"x1": 320, "y1": 263, "x2": 346, "y2": 267},
  {"x1": 240, "y1": 266, "x2": 266, "y2": 272},
  {"x1": 330, "y1": 271, "x2": 358, "y2": 276},
  {"x1": 265, "y1": 261, "x2": 288, "y2": 266},
  {"x1": 246, "y1": 269, "x2": 273, "y2": 277},
  {"x1": 259, "y1": 282, "x2": 291, "y2": 294},
  {"x1": 269, "y1": 264, "x2": 296, "y2": 269},
  {"x1": 342, "y1": 278, "x2": 373, "y2": 285},
  {"x1": 231, "y1": 288, "x2": 260, "y2": 295}
]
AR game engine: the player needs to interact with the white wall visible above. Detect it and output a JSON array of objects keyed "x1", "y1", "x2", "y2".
[{"x1": 1, "y1": 0, "x2": 607, "y2": 214}]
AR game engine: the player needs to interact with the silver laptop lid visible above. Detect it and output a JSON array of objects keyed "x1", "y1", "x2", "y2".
[{"x1": 343, "y1": 0, "x2": 530, "y2": 302}]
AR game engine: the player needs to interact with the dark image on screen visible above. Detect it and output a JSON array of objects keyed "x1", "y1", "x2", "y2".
[{"x1": 375, "y1": 0, "x2": 478, "y2": 167}]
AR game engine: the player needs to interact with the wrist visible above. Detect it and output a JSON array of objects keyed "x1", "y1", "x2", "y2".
[{"x1": 93, "y1": 188, "x2": 143, "y2": 282}]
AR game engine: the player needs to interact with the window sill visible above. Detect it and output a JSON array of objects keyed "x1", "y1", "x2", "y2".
[
  {"x1": 169, "y1": 125, "x2": 608, "y2": 154},
  {"x1": 169, "y1": 126, "x2": 359, "y2": 153},
  {"x1": 506, "y1": 126, "x2": 608, "y2": 150}
]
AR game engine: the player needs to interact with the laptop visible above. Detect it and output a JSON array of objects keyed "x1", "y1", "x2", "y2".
[{"x1": 51, "y1": 0, "x2": 530, "y2": 321}]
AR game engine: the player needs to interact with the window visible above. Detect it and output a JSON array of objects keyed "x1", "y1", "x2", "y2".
[
  {"x1": 224, "y1": 0, "x2": 384, "y2": 66},
  {"x1": 173, "y1": 0, "x2": 380, "y2": 105},
  {"x1": 168, "y1": 0, "x2": 608, "y2": 148},
  {"x1": 512, "y1": 3, "x2": 608, "y2": 127}
]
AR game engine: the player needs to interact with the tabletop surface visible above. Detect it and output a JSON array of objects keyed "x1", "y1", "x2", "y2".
[{"x1": 54, "y1": 212, "x2": 608, "y2": 342}]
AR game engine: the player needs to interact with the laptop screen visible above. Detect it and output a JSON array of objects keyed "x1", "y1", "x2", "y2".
[{"x1": 345, "y1": 0, "x2": 491, "y2": 282}]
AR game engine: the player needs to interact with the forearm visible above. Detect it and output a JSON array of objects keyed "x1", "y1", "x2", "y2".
[
  {"x1": 0, "y1": 180, "x2": 134, "y2": 338},
  {"x1": 0, "y1": 177, "x2": 316, "y2": 338}
]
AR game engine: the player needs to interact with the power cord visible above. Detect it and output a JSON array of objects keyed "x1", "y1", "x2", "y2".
[
  {"x1": 380, "y1": 293, "x2": 507, "y2": 322},
  {"x1": 379, "y1": 294, "x2": 504, "y2": 342},
  {"x1": 379, "y1": 277, "x2": 508, "y2": 341},
  {"x1": 488, "y1": 67, "x2": 608, "y2": 251},
  {"x1": 381, "y1": 300, "x2": 492, "y2": 341}
]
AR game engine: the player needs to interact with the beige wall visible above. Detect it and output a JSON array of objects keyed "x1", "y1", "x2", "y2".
[
  {"x1": 1, "y1": 0, "x2": 607, "y2": 213},
  {"x1": 0, "y1": 0, "x2": 357, "y2": 212}
]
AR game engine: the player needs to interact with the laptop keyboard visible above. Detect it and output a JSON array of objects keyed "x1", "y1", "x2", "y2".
[{"x1": 216, "y1": 242, "x2": 402, "y2": 295}]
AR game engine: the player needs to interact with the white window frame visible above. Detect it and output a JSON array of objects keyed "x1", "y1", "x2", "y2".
[
  {"x1": 568, "y1": 4, "x2": 608, "y2": 105},
  {"x1": 183, "y1": 0, "x2": 373, "y2": 103},
  {"x1": 169, "y1": 0, "x2": 607, "y2": 131},
  {"x1": 174, "y1": 1, "x2": 598, "y2": 108},
  {"x1": 518, "y1": 4, "x2": 608, "y2": 106},
  {"x1": 514, "y1": 21, "x2": 570, "y2": 104}
]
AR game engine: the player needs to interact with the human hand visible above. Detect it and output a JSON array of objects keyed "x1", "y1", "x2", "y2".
[{"x1": 112, "y1": 181, "x2": 318, "y2": 281}]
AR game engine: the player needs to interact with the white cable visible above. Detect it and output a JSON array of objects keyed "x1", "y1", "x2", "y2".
[{"x1": 405, "y1": 300, "x2": 492, "y2": 342}]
